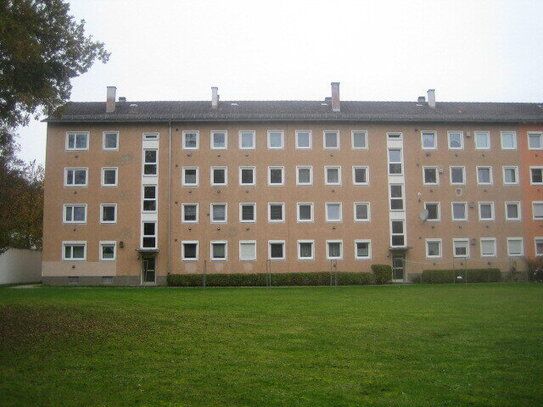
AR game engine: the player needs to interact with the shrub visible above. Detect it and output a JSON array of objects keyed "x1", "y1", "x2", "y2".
[
  {"x1": 371, "y1": 264, "x2": 392, "y2": 285},
  {"x1": 421, "y1": 268, "x2": 501, "y2": 284}
]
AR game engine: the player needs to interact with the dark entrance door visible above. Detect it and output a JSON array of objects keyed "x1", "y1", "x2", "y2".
[
  {"x1": 392, "y1": 254, "x2": 405, "y2": 282},
  {"x1": 142, "y1": 256, "x2": 156, "y2": 284}
]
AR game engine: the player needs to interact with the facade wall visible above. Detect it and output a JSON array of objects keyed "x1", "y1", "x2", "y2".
[{"x1": 0, "y1": 249, "x2": 42, "y2": 285}]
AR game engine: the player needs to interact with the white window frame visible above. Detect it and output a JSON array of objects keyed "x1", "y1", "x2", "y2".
[
  {"x1": 387, "y1": 148, "x2": 403, "y2": 175},
  {"x1": 354, "y1": 239, "x2": 372, "y2": 260},
  {"x1": 325, "y1": 202, "x2": 342, "y2": 222},
  {"x1": 239, "y1": 240, "x2": 257, "y2": 261},
  {"x1": 532, "y1": 201, "x2": 543, "y2": 221},
  {"x1": 351, "y1": 130, "x2": 368, "y2": 150},
  {"x1": 505, "y1": 201, "x2": 522, "y2": 221},
  {"x1": 296, "y1": 166, "x2": 313, "y2": 186},
  {"x1": 268, "y1": 166, "x2": 284, "y2": 186},
  {"x1": 142, "y1": 185, "x2": 157, "y2": 213},
  {"x1": 297, "y1": 240, "x2": 315, "y2": 260},
  {"x1": 239, "y1": 202, "x2": 256, "y2": 223},
  {"x1": 425, "y1": 238, "x2": 442, "y2": 258},
  {"x1": 142, "y1": 149, "x2": 158, "y2": 176},
  {"x1": 64, "y1": 167, "x2": 88, "y2": 187},
  {"x1": 65, "y1": 131, "x2": 89, "y2": 151},
  {"x1": 353, "y1": 202, "x2": 371, "y2": 222},
  {"x1": 478, "y1": 201, "x2": 495, "y2": 221},
  {"x1": 387, "y1": 132, "x2": 403, "y2": 140},
  {"x1": 268, "y1": 202, "x2": 285, "y2": 223},
  {"x1": 100, "y1": 203, "x2": 117, "y2": 224},
  {"x1": 297, "y1": 202, "x2": 314, "y2": 223},
  {"x1": 239, "y1": 130, "x2": 255, "y2": 150},
  {"x1": 530, "y1": 166, "x2": 543, "y2": 185},
  {"x1": 323, "y1": 130, "x2": 340, "y2": 149},
  {"x1": 210, "y1": 130, "x2": 228, "y2": 150},
  {"x1": 181, "y1": 203, "x2": 199, "y2": 224},
  {"x1": 182, "y1": 166, "x2": 199, "y2": 187},
  {"x1": 62, "y1": 241, "x2": 87, "y2": 261},
  {"x1": 324, "y1": 166, "x2": 341, "y2": 185},
  {"x1": 390, "y1": 220, "x2": 406, "y2": 247},
  {"x1": 326, "y1": 240, "x2": 343, "y2": 260},
  {"x1": 182, "y1": 130, "x2": 199, "y2": 150},
  {"x1": 295, "y1": 130, "x2": 312, "y2": 150},
  {"x1": 99, "y1": 241, "x2": 116, "y2": 261},
  {"x1": 210, "y1": 203, "x2": 227, "y2": 223},
  {"x1": 447, "y1": 130, "x2": 464, "y2": 150},
  {"x1": 528, "y1": 132, "x2": 543, "y2": 150},
  {"x1": 63, "y1": 204, "x2": 87, "y2": 224},
  {"x1": 453, "y1": 238, "x2": 470, "y2": 258},
  {"x1": 141, "y1": 221, "x2": 157, "y2": 249},
  {"x1": 476, "y1": 166, "x2": 493, "y2": 185},
  {"x1": 210, "y1": 166, "x2": 228, "y2": 186},
  {"x1": 502, "y1": 166, "x2": 519, "y2": 185},
  {"x1": 352, "y1": 166, "x2": 369, "y2": 186},
  {"x1": 474, "y1": 131, "x2": 490, "y2": 150},
  {"x1": 101, "y1": 167, "x2": 118, "y2": 187},
  {"x1": 500, "y1": 131, "x2": 517, "y2": 150},
  {"x1": 267, "y1": 130, "x2": 284, "y2": 150},
  {"x1": 451, "y1": 202, "x2": 468, "y2": 221},
  {"x1": 210, "y1": 240, "x2": 228, "y2": 261},
  {"x1": 389, "y1": 184, "x2": 404, "y2": 211},
  {"x1": 181, "y1": 241, "x2": 199, "y2": 261},
  {"x1": 143, "y1": 132, "x2": 159, "y2": 141},
  {"x1": 239, "y1": 166, "x2": 256, "y2": 186},
  {"x1": 424, "y1": 202, "x2": 441, "y2": 222},
  {"x1": 535, "y1": 237, "x2": 543, "y2": 256},
  {"x1": 480, "y1": 238, "x2": 497, "y2": 257},
  {"x1": 450, "y1": 166, "x2": 465, "y2": 185},
  {"x1": 422, "y1": 166, "x2": 439, "y2": 186},
  {"x1": 102, "y1": 131, "x2": 119, "y2": 151},
  {"x1": 507, "y1": 237, "x2": 524, "y2": 257},
  {"x1": 268, "y1": 240, "x2": 286, "y2": 260},
  {"x1": 421, "y1": 130, "x2": 437, "y2": 150}
]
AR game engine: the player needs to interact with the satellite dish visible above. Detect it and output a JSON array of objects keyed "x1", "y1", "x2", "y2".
[{"x1": 419, "y1": 209, "x2": 429, "y2": 221}]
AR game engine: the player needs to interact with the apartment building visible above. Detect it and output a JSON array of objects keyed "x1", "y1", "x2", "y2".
[{"x1": 42, "y1": 84, "x2": 543, "y2": 285}]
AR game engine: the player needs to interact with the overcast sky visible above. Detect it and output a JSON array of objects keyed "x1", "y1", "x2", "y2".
[{"x1": 17, "y1": 0, "x2": 543, "y2": 164}]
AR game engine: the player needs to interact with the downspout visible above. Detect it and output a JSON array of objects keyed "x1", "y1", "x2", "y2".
[{"x1": 167, "y1": 120, "x2": 172, "y2": 280}]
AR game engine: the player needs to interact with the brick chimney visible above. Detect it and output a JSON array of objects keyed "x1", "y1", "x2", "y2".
[
  {"x1": 106, "y1": 86, "x2": 117, "y2": 113},
  {"x1": 427, "y1": 89, "x2": 436, "y2": 109},
  {"x1": 331, "y1": 82, "x2": 340, "y2": 112},
  {"x1": 211, "y1": 87, "x2": 219, "y2": 109}
]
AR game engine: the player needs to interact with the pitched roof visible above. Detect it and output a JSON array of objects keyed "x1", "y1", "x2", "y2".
[{"x1": 46, "y1": 100, "x2": 543, "y2": 123}]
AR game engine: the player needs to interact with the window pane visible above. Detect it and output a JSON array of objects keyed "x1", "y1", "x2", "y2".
[
  {"x1": 504, "y1": 168, "x2": 516, "y2": 183},
  {"x1": 184, "y1": 243, "x2": 197, "y2": 259},
  {"x1": 270, "y1": 169, "x2": 282, "y2": 184},
  {"x1": 73, "y1": 206, "x2": 85, "y2": 221},
  {"x1": 74, "y1": 170, "x2": 86, "y2": 184},
  {"x1": 240, "y1": 132, "x2": 253, "y2": 148},
  {"x1": 424, "y1": 168, "x2": 437, "y2": 183},
  {"x1": 240, "y1": 243, "x2": 256, "y2": 260},
  {"x1": 392, "y1": 221, "x2": 403, "y2": 234},
  {"x1": 355, "y1": 204, "x2": 368, "y2": 220},
  {"x1": 354, "y1": 168, "x2": 366, "y2": 183},
  {"x1": 145, "y1": 150, "x2": 156, "y2": 163},
  {"x1": 502, "y1": 132, "x2": 516, "y2": 148},
  {"x1": 328, "y1": 242, "x2": 341, "y2": 257},
  {"x1": 213, "y1": 205, "x2": 226, "y2": 221},
  {"x1": 325, "y1": 132, "x2": 338, "y2": 148},
  {"x1": 185, "y1": 169, "x2": 197, "y2": 184},
  {"x1": 104, "y1": 169, "x2": 116, "y2": 185},
  {"x1": 270, "y1": 243, "x2": 283, "y2": 258},
  {"x1": 327, "y1": 204, "x2": 340, "y2": 220},
  {"x1": 428, "y1": 242, "x2": 440, "y2": 256},
  {"x1": 213, "y1": 169, "x2": 225, "y2": 184},
  {"x1": 453, "y1": 204, "x2": 466, "y2": 219},
  {"x1": 356, "y1": 242, "x2": 369, "y2": 257},
  {"x1": 184, "y1": 205, "x2": 197, "y2": 221},
  {"x1": 533, "y1": 203, "x2": 543, "y2": 219},
  {"x1": 102, "y1": 206, "x2": 115, "y2": 221},
  {"x1": 75, "y1": 134, "x2": 87, "y2": 149},
  {"x1": 449, "y1": 133, "x2": 462, "y2": 148},
  {"x1": 532, "y1": 169, "x2": 543, "y2": 183},
  {"x1": 478, "y1": 168, "x2": 490, "y2": 183},
  {"x1": 298, "y1": 168, "x2": 310, "y2": 183},
  {"x1": 451, "y1": 167, "x2": 463, "y2": 183},
  {"x1": 475, "y1": 132, "x2": 489, "y2": 149},
  {"x1": 184, "y1": 133, "x2": 197, "y2": 148},
  {"x1": 299, "y1": 243, "x2": 312, "y2": 258},
  {"x1": 213, "y1": 132, "x2": 226, "y2": 148},
  {"x1": 299, "y1": 205, "x2": 311, "y2": 220},
  {"x1": 422, "y1": 133, "x2": 435, "y2": 148},
  {"x1": 241, "y1": 169, "x2": 253, "y2": 184},
  {"x1": 326, "y1": 168, "x2": 339, "y2": 183},
  {"x1": 102, "y1": 245, "x2": 115, "y2": 259},
  {"x1": 529, "y1": 134, "x2": 542, "y2": 149},
  {"x1": 143, "y1": 223, "x2": 155, "y2": 235},
  {"x1": 105, "y1": 133, "x2": 117, "y2": 149},
  {"x1": 426, "y1": 204, "x2": 438, "y2": 220},
  {"x1": 269, "y1": 132, "x2": 282, "y2": 148},
  {"x1": 213, "y1": 243, "x2": 226, "y2": 258},
  {"x1": 297, "y1": 132, "x2": 310, "y2": 148},
  {"x1": 270, "y1": 205, "x2": 283, "y2": 220},
  {"x1": 481, "y1": 240, "x2": 495, "y2": 256},
  {"x1": 507, "y1": 204, "x2": 519, "y2": 219},
  {"x1": 72, "y1": 245, "x2": 85, "y2": 258},
  {"x1": 241, "y1": 205, "x2": 254, "y2": 220},
  {"x1": 392, "y1": 235, "x2": 405, "y2": 246}
]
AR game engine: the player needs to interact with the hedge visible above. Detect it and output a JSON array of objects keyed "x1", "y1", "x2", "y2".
[
  {"x1": 421, "y1": 268, "x2": 502, "y2": 284},
  {"x1": 371, "y1": 264, "x2": 392, "y2": 285},
  {"x1": 167, "y1": 271, "x2": 373, "y2": 287}
]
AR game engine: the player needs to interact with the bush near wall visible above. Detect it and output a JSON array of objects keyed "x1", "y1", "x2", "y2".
[
  {"x1": 371, "y1": 264, "x2": 392, "y2": 285},
  {"x1": 167, "y1": 271, "x2": 373, "y2": 287},
  {"x1": 421, "y1": 268, "x2": 502, "y2": 284}
]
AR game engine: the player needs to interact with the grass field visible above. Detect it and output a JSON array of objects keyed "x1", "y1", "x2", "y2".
[{"x1": 0, "y1": 284, "x2": 542, "y2": 407}]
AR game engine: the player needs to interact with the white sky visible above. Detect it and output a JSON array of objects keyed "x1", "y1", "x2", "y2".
[{"x1": 17, "y1": 0, "x2": 543, "y2": 164}]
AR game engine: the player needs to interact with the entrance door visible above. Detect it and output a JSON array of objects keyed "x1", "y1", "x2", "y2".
[
  {"x1": 142, "y1": 256, "x2": 156, "y2": 284},
  {"x1": 392, "y1": 254, "x2": 405, "y2": 282}
]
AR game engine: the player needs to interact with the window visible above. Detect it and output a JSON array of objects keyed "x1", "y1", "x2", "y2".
[
  {"x1": 239, "y1": 241, "x2": 256, "y2": 261},
  {"x1": 533, "y1": 202, "x2": 543, "y2": 220},
  {"x1": 239, "y1": 203, "x2": 256, "y2": 223},
  {"x1": 505, "y1": 202, "x2": 521, "y2": 221},
  {"x1": 298, "y1": 240, "x2": 314, "y2": 260},
  {"x1": 143, "y1": 186, "x2": 157, "y2": 212},
  {"x1": 211, "y1": 203, "x2": 227, "y2": 223},
  {"x1": 268, "y1": 241, "x2": 285, "y2": 260},
  {"x1": 478, "y1": 202, "x2": 494, "y2": 221},
  {"x1": 448, "y1": 131, "x2": 464, "y2": 149},
  {"x1": 239, "y1": 131, "x2": 255, "y2": 150},
  {"x1": 268, "y1": 203, "x2": 284, "y2": 222},
  {"x1": 453, "y1": 239, "x2": 469, "y2": 258},
  {"x1": 142, "y1": 222, "x2": 157, "y2": 248},
  {"x1": 143, "y1": 132, "x2": 159, "y2": 141},
  {"x1": 391, "y1": 220, "x2": 405, "y2": 247},
  {"x1": 239, "y1": 167, "x2": 255, "y2": 186},
  {"x1": 421, "y1": 131, "x2": 437, "y2": 149},
  {"x1": 296, "y1": 130, "x2": 312, "y2": 149},
  {"x1": 528, "y1": 132, "x2": 543, "y2": 150},
  {"x1": 325, "y1": 166, "x2": 341, "y2": 185},
  {"x1": 389, "y1": 184, "x2": 404, "y2": 210},
  {"x1": 66, "y1": 132, "x2": 89, "y2": 150},
  {"x1": 352, "y1": 130, "x2": 368, "y2": 149},
  {"x1": 327, "y1": 240, "x2": 343, "y2": 260},
  {"x1": 354, "y1": 240, "x2": 371, "y2": 259},
  {"x1": 211, "y1": 131, "x2": 227, "y2": 149},
  {"x1": 387, "y1": 132, "x2": 402, "y2": 140},
  {"x1": 535, "y1": 238, "x2": 543, "y2": 256},
  {"x1": 268, "y1": 166, "x2": 284, "y2": 186},
  {"x1": 325, "y1": 203, "x2": 342, "y2": 222},
  {"x1": 182, "y1": 167, "x2": 198, "y2": 186},
  {"x1": 100, "y1": 203, "x2": 117, "y2": 224},
  {"x1": 182, "y1": 203, "x2": 198, "y2": 223},
  {"x1": 480, "y1": 238, "x2": 496, "y2": 257},
  {"x1": 477, "y1": 166, "x2": 493, "y2": 185},
  {"x1": 450, "y1": 166, "x2": 465, "y2": 185},
  {"x1": 297, "y1": 203, "x2": 313, "y2": 222},
  {"x1": 354, "y1": 202, "x2": 370, "y2": 222},
  {"x1": 64, "y1": 168, "x2": 88, "y2": 186},
  {"x1": 503, "y1": 166, "x2": 519, "y2": 185},
  {"x1": 501, "y1": 131, "x2": 517, "y2": 150},
  {"x1": 352, "y1": 166, "x2": 369, "y2": 185},
  {"x1": 388, "y1": 149, "x2": 402, "y2": 175},
  {"x1": 211, "y1": 166, "x2": 227, "y2": 186},
  {"x1": 102, "y1": 167, "x2": 118, "y2": 186},
  {"x1": 451, "y1": 202, "x2": 468, "y2": 221},
  {"x1": 323, "y1": 130, "x2": 339, "y2": 149},
  {"x1": 296, "y1": 166, "x2": 313, "y2": 185},
  {"x1": 267, "y1": 130, "x2": 284, "y2": 149},
  {"x1": 423, "y1": 167, "x2": 439, "y2": 185},
  {"x1": 211, "y1": 241, "x2": 227, "y2": 260},
  {"x1": 143, "y1": 149, "x2": 157, "y2": 175},
  {"x1": 474, "y1": 131, "x2": 490, "y2": 150},
  {"x1": 182, "y1": 131, "x2": 199, "y2": 149},
  {"x1": 63, "y1": 241, "x2": 86, "y2": 260},
  {"x1": 424, "y1": 202, "x2": 440, "y2": 221},
  {"x1": 507, "y1": 238, "x2": 524, "y2": 256},
  {"x1": 100, "y1": 241, "x2": 116, "y2": 261},
  {"x1": 63, "y1": 204, "x2": 87, "y2": 224},
  {"x1": 530, "y1": 167, "x2": 543, "y2": 184},
  {"x1": 426, "y1": 239, "x2": 442, "y2": 258},
  {"x1": 103, "y1": 131, "x2": 119, "y2": 150},
  {"x1": 182, "y1": 241, "x2": 198, "y2": 261}
]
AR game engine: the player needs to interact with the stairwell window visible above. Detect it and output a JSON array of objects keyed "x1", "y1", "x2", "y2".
[
  {"x1": 143, "y1": 186, "x2": 157, "y2": 212},
  {"x1": 388, "y1": 149, "x2": 402, "y2": 175},
  {"x1": 143, "y1": 150, "x2": 158, "y2": 175}
]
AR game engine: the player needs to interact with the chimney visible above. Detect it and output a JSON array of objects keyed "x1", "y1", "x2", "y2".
[
  {"x1": 211, "y1": 86, "x2": 219, "y2": 109},
  {"x1": 427, "y1": 89, "x2": 436, "y2": 108},
  {"x1": 106, "y1": 86, "x2": 117, "y2": 113},
  {"x1": 331, "y1": 82, "x2": 340, "y2": 112}
]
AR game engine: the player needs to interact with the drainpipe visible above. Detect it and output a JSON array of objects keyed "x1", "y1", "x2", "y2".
[{"x1": 167, "y1": 120, "x2": 172, "y2": 280}]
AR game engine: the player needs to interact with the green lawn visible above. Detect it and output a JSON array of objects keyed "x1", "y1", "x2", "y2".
[{"x1": 1, "y1": 284, "x2": 542, "y2": 407}]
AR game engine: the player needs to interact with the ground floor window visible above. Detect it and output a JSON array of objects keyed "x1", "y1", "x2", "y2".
[
  {"x1": 268, "y1": 241, "x2": 285, "y2": 260},
  {"x1": 63, "y1": 241, "x2": 86, "y2": 260}
]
